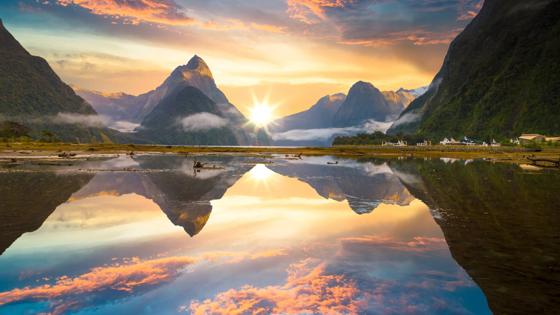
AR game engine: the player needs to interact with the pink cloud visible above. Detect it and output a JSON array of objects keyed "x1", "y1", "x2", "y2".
[
  {"x1": 458, "y1": 0, "x2": 484, "y2": 21},
  {"x1": 189, "y1": 258, "x2": 363, "y2": 315},
  {"x1": 287, "y1": 0, "x2": 354, "y2": 24},
  {"x1": 55, "y1": 0, "x2": 194, "y2": 26},
  {"x1": 0, "y1": 256, "x2": 196, "y2": 314},
  {"x1": 339, "y1": 28, "x2": 464, "y2": 47}
]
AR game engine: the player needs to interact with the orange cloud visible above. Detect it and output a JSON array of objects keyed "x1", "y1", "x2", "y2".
[
  {"x1": 287, "y1": 0, "x2": 354, "y2": 24},
  {"x1": 0, "y1": 256, "x2": 196, "y2": 314},
  {"x1": 249, "y1": 23, "x2": 285, "y2": 34},
  {"x1": 340, "y1": 29, "x2": 463, "y2": 47},
  {"x1": 458, "y1": 0, "x2": 484, "y2": 21},
  {"x1": 55, "y1": 1, "x2": 285, "y2": 33},
  {"x1": 0, "y1": 248, "x2": 291, "y2": 314},
  {"x1": 189, "y1": 258, "x2": 362, "y2": 315},
  {"x1": 199, "y1": 19, "x2": 285, "y2": 33},
  {"x1": 56, "y1": 0, "x2": 194, "y2": 26}
]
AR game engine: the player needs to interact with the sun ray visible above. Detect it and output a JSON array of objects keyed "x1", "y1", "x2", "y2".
[{"x1": 247, "y1": 93, "x2": 278, "y2": 129}]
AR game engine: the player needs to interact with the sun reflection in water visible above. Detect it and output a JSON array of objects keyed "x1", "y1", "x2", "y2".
[{"x1": 248, "y1": 164, "x2": 275, "y2": 182}]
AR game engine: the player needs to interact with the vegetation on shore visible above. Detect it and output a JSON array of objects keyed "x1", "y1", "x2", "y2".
[
  {"x1": 333, "y1": 131, "x2": 560, "y2": 148},
  {"x1": 2, "y1": 140, "x2": 559, "y2": 166}
]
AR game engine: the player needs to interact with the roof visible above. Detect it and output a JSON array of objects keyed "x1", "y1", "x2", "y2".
[{"x1": 519, "y1": 134, "x2": 545, "y2": 140}]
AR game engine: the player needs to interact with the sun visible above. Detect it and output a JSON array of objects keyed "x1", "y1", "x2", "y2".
[{"x1": 249, "y1": 103, "x2": 275, "y2": 127}]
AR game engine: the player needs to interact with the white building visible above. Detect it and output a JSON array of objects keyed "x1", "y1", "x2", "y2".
[{"x1": 440, "y1": 138, "x2": 461, "y2": 145}]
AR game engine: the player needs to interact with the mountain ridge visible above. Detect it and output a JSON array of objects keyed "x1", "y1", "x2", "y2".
[
  {"x1": 273, "y1": 82, "x2": 417, "y2": 134},
  {"x1": 388, "y1": 0, "x2": 560, "y2": 139},
  {"x1": 332, "y1": 81, "x2": 406, "y2": 127}
]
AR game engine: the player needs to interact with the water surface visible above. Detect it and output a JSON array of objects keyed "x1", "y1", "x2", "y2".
[{"x1": 0, "y1": 155, "x2": 558, "y2": 314}]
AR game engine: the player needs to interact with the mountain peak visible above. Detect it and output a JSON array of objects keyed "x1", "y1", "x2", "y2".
[
  {"x1": 163, "y1": 55, "x2": 214, "y2": 89},
  {"x1": 349, "y1": 81, "x2": 379, "y2": 94},
  {"x1": 185, "y1": 55, "x2": 212, "y2": 76},
  {"x1": 0, "y1": 19, "x2": 28, "y2": 55}
]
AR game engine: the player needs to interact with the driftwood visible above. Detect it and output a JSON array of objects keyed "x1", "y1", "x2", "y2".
[
  {"x1": 527, "y1": 156, "x2": 560, "y2": 167},
  {"x1": 58, "y1": 152, "x2": 76, "y2": 158},
  {"x1": 193, "y1": 161, "x2": 224, "y2": 170}
]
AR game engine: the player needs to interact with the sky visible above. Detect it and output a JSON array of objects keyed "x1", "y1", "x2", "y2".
[{"x1": 0, "y1": 0, "x2": 483, "y2": 116}]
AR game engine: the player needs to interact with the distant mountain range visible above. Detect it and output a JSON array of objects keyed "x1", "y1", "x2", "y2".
[
  {"x1": 272, "y1": 94, "x2": 347, "y2": 132},
  {"x1": 0, "y1": 17, "x2": 428, "y2": 145},
  {"x1": 271, "y1": 81, "x2": 422, "y2": 146},
  {"x1": 0, "y1": 18, "x2": 267, "y2": 145},
  {"x1": 332, "y1": 81, "x2": 408, "y2": 127},
  {"x1": 79, "y1": 55, "x2": 266, "y2": 145},
  {"x1": 389, "y1": 0, "x2": 560, "y2": 139},
  {"x1": 0, "y1": 155, "x2": 416, "y2": 254},
  {"x1": 79, "y1": 55, "x2": 240, "y2": 124},
  {"x1": 270, "y1": 158, "x2": 414, "y2": 214},
  {"x1": 274, "y1": 81, "x2": 417, "y2": 133}
]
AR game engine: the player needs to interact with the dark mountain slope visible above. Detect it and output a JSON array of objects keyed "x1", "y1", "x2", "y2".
[
  {"x1": 0, "y1": 20, "x2": 94, "y2": 117},
  {"x1": 389, "y1": 0, "x2": 560, "y2": 139},
  {"x1": 390, "y1": 159, "x2": 560, "y2": 314},
  {"x1": 138, "y1": 86, "x2": 238, "y2": 145},
  {"x1": 333, "y1": 81, "x2": 404, "y2": 127},
  {"x1": 0, "y1": 172, "x2": 93, "y2": 254},
  {"x1": 0, "y1": 19, "x2": 130, "y2": 143}
]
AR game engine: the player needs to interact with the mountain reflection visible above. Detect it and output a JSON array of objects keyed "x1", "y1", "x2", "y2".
[
  {"x1": 0, "y1": 172, "x2": 93, "y2": 254},
  {"x1": 269, "y1": 156, "x2": 414, "y2": 214},
  {"x1": 5, "y1": 156, "x2": 558, "y2": 314},
  {"x1": 70, "y1": 156, "x2": 254, "y2": 236},
  {"x1": 389, "y1": 159, "x2": 560, "y2": 314},
  {"x1": 0, "y1": 155, "x2": 494, "y2": 314},
  {"x1": 0, "y1": 155, "x2": 417, "y2": 251}
]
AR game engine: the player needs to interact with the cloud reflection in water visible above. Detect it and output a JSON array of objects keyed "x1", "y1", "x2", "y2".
[{"x1": 0, "y1": 157, "x2": 490, "y2": 314}]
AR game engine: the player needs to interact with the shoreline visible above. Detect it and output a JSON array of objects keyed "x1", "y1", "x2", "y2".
[{"x1": 1, "y1": 142, "x2": 559, "y2": 166}]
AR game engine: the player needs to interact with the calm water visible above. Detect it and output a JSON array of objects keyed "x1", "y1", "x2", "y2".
[{"x1": 0, "y1": 155, "x2": 558, "y2": 315}]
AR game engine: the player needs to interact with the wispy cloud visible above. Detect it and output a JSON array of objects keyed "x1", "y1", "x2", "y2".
[
  {"x1": 52, "y1": 112, "x2": 108, "y2": 127},
  {"x1": 51, "y1": 113, "x2": 138, "y2": 132},
  {"x1": 458, "y1": 0, "x2": 484, "y2": 21},
  {"x1": 0, "y1": 249, "x2": 289, "y2": 314},
  {"x1": 56, "y1": 0, "x2": 194, "y2": 26},
  {"x1": 340, "y1": 28, "x2": 464, "y2": 47},
  {"x1": 390, "y1": 111, "x2": 421, "y2": 128},
  {"x1": 111, "y1": 120, "x2": 140, "y2": 132},
  {"x1": 188, "y1": 258, "x2": 362, "y2": 315},
  {"x1": 271, "y1": 120, "x2": 393, "y2": 142},
  {"x1": 0, "y1": 256, "x2": 196, "y2": 314},
  {"x1": 180, "y1": 112, "x2": 228, "y2": 131},
  {"x1": 287, "y1": 0, "x2": 354, "y2": 24}
]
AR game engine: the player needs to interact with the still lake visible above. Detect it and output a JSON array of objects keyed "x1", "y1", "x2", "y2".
[{"x1": 0, "y1": 155, "x2": 558, "y2": 314}]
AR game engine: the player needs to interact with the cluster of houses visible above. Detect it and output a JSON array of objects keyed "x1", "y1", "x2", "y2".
[
  {"x1": 381, "y1": 133, "x2": 560, "y2": 147},
  {"x1": 381, "y1": 140, "x2": 408, "y2": 147},
  {"x1": 439, "y1": 137, "x2": 501, "y2": 147}
]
